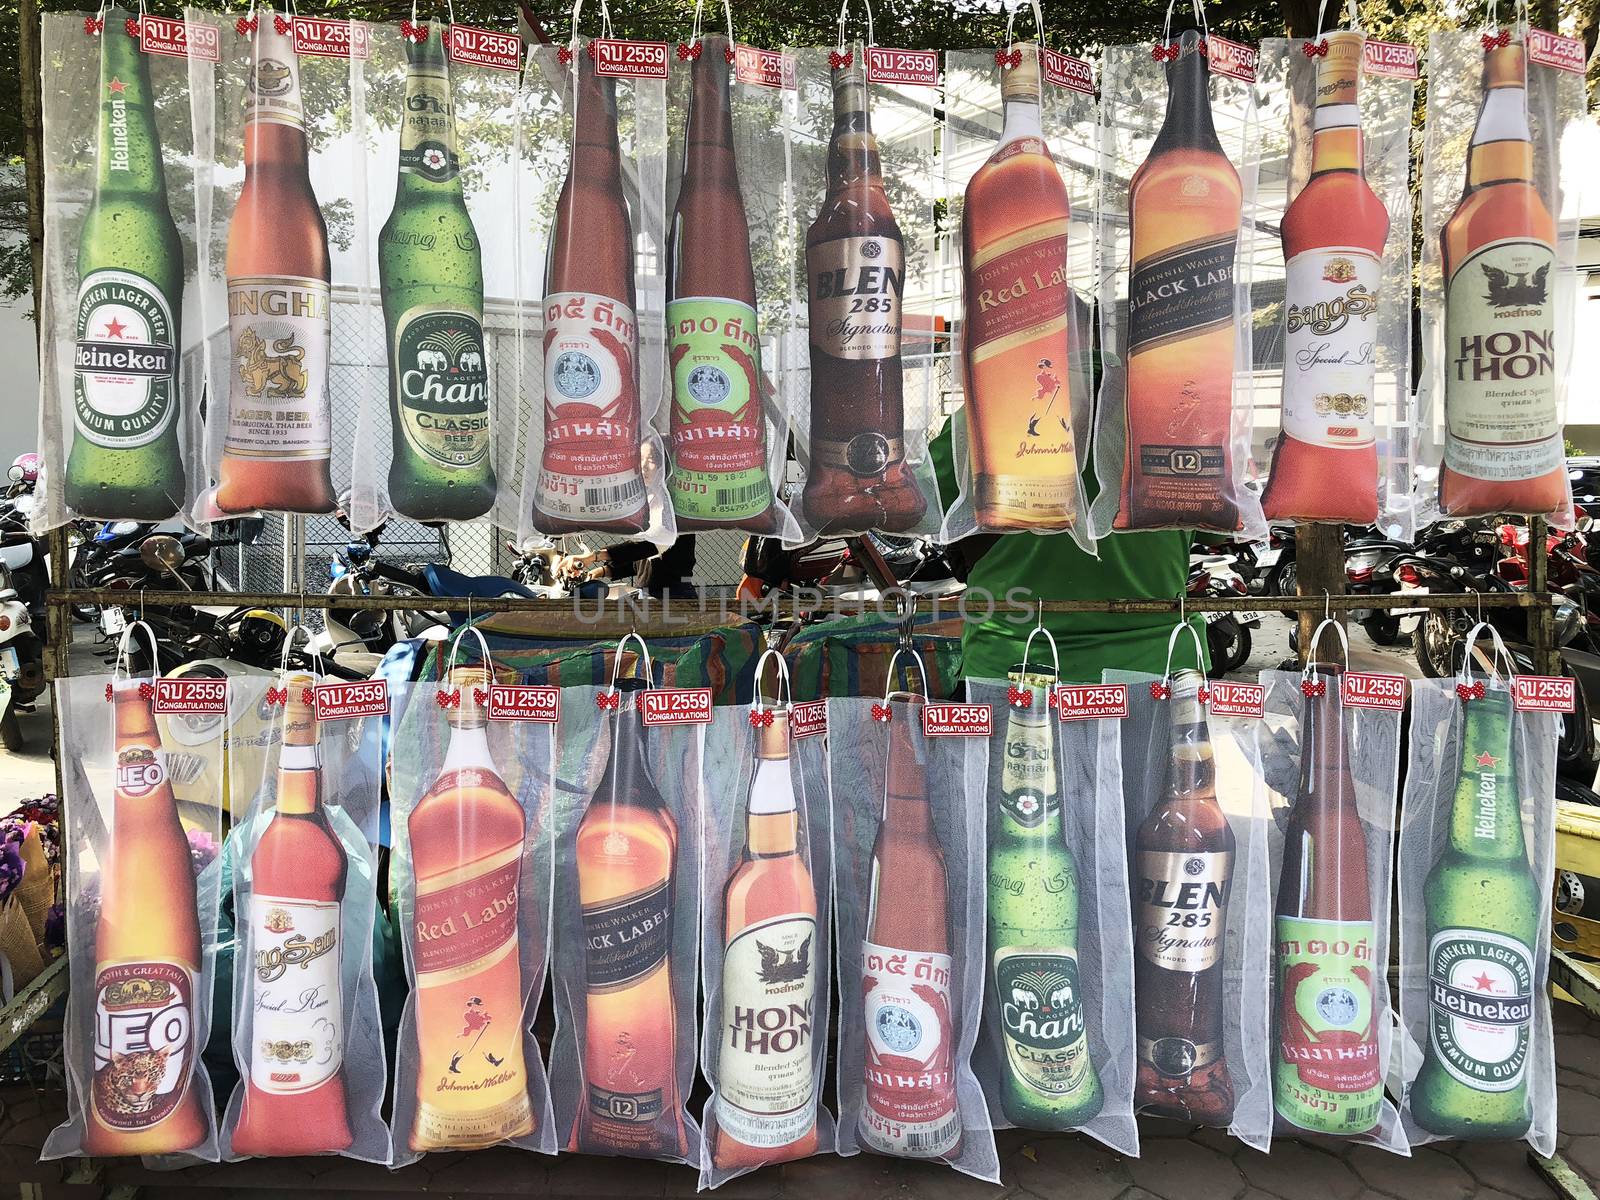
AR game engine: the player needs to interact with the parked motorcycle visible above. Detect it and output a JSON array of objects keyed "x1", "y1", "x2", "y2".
[
  {"x1": 1188, "y1": 553, "x2": 1258, "y2": 678},
  {"x1": 1343, "y1": 531, "x2": 1414, "y2": 646}
]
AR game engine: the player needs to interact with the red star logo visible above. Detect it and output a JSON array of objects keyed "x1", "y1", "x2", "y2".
[
  {"x1": 1472, "y1": 971, "x2": 1498, "y2": 992},
  {"x1": 102, "y1": 317, "x2": 128, "y2": 339},
  {"x1": 108, "y1": 77, "x2": 127, "y2": 93},
  {"x1": 1475, "y1": 751, "x2": 1499, "y2": 768}
]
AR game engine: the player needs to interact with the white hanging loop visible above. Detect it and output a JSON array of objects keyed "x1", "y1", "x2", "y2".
[
  {"x1": 275, "y1": 622, "x2": 326, "y2": 682},
  {"x1": 606, "y1": 631, "x2": 656, "y2": 702},
  {"x1": 1019, "y1": 601, "x2": 1061, "y2": 681},
  {"x1": 750, "y1": 648, "x2": 794, "y2": 716},
  {"x1": 112, "y1": 620, "x2": 162, "y2": 687},
  {"x1": 835, "y1": 0, "x2": 874, "y2": 53},
  {"x1": 1311, "y1": 0, "x2": 1357, "y2": 43},
  {"x1": 686, "y1": 0, "x2": 734, "y2": 49},
  {"x1": 1300, "y1": 619, "x2": 1351, "y2": 678},
  {"x1": 1159, "y1": 619, "x2": 1208, "y2": 693},
  {"x1": 569, "y1": 0, "x2": 612, "y2": 46},
  {"x1": 443, "y1": 623, "x2": 493, "y2": 679},
  {"x1": 1457, "y1": 621, "x2": 1518, "y2": 691},
  {"x1": 409, "y1": 0, "x2": 456, "y2": 32},
  {"x1": 1004, "y1": 0, "x2": 1046, "y2": 52},
  {"x1": 880, "y1": 646, "x2": 928, "y2": 702}
]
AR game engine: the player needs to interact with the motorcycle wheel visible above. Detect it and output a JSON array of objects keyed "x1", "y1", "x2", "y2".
[
  {"x1": 1273, "y1": 561, "x2": 1298, "y2": 620},
  {"x1": 1206, "y1": 618, "x2": 1251, "y2": 679},
  {"x1": 1414, "y1": 610, "x2": 1460, "y2": 679},
  {"x1": 0, "y1": 703, "x2": 22, "y2": 752},
  {"x1": 1362, "y1": 613, "x2": 1406, "y2": 647},
  {"x1": 1559, "y1": 677, "x2": 1600, "y2": 784}
]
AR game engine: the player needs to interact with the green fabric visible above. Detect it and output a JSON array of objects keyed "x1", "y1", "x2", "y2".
[
  {"x1": 932, "y1": 419, "x2": 1206, "y2": 684},
  {"x1": 782, "y1": 611, "x2": 964, "y2": 700}
]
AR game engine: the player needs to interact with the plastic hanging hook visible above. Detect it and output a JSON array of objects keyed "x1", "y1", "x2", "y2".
[
  {"x1": 686, "y1": 0, "x2": 735, "y2": 49},
  {"x1": 1301, "y1": 618, "x2": 1351, "y2": 677},
  {"x1": 1004, "y1": 0, "x2": 1046, "y2": 52},
  {"x1": 606, "y1": 630, "x2": 656, "y2": 700},
  {"x1": 881, "y1": 645, "x2": 929, "y2": 702},
  {"x1": 750, "y1": 647, "x2": 794, "y2": 716},
  {"x1": 1458, "y1": 621, "x2": 1518, "y2": 690},
  {"x1": 443, "y1": 622, "x2": 493, "y2": 679},
  {"x1": 835, "y1": 0, "x2": 875, "y2": 53},
  {"x1": 1159, "y1": 619, "x2": 1208, "y2": 691},
  {"x1": 1019, "y1": 602, "x2": 1061, "y2": 682}
]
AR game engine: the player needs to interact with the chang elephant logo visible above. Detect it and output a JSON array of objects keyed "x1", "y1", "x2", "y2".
[
  {"x1": 397, "y1": 312, "x2": 489, "y2": 416},
  {"x1": 997, "y1": 953, "x2": 1086, "y2": 1050}
]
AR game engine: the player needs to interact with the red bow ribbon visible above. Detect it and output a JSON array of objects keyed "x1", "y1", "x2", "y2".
[
  {"x1": 436, "y1": 689, "x2": 461, "y2": 710},
  {"x1": 1303, "y1": 39, "x2": 1328, "y2": 57},
  {"x1": 84, "y1": 15, "x2": 104, "y2": 34},
  {"x1": 1149, "y1": 681, "x2": 1171, "y2": 700},
  {"x1": 558, "y1": 45, "x2": 573, "y2": 63},
  {"x1": 274, "y1": 14, "x2": 291, "y2": 35},
  {"x1": 1482, "y1": 29, "x2": 1511, "y2": 50},
  {"x1": 596, "y1": 690, "x2": 622, "y2": 711},
  {"x1": 829, "y1": 49, "x2": 853, "y2": 69},
  {"x1": 124, "y1": 17, "x2": 141, "y2": 37},
  {"x1": 725, "y1": 44, "x2": 736, "y2": 63},
  {"x1": 265, "y1": 685, "x2": 288, "y2": 706},
  {"x1": 996, "y1": 47, "x2": 1022, "y2": 69},
  {"x1": 1007, "y1": 686, "x2": 1033, "y2": 708},
  {"x1": 1457, "y1": 680, "x2": 1487, "y2": 702},
  {"x1": 1197, "y1": 687, "x2": 1211, "y2": 705},
  {"x1": 1301, "y1": 679, "x2": 1326, "y2": 698},
  {"x1": 138, "y1": 681, "x2": 155, "y2": 701},
  {"x1": 870, "y1": 702, "x2": 892, "y2": 723},
  {"x1": 473, "y1": 688, "x2": 488, "y2": 708},
  {"x1": 677, "y1": 41, "x2": 701, "y2": 61},
  {"x1": 585, "y1": 41, "x2": 598, "y2": 59},
  {"x1": 1047, "y1": 689, "x2": 1060, "y2": 710},
  {"x1": 748, "y1": 708, "x2": 775, "y2": 728},
  {"x1": 104, "y1": 683, "x2": 114, "y2": 701},
  {"x1": 1151, "y1": 42, "x2": 1178, "y2": 61},
  {"x1": 235, "y1": 15, "x2": 258, "y2": 35},
  {"x1": 400, "y1": 20, "x2": 428, "y2": 42},
  {"x1": 1196, "y1": 37, "x2": 1208, "y2": 55},
  {"x1": 301, "y1": 686, "x2": 315, "y2": 705}
]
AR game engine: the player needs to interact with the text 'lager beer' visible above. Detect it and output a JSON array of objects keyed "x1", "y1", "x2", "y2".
[
  {"x1": 713, "y1": 707, "x2": 819, "y2": 1167},
  {"x1": 1133, "y1": 670, "x2": 1235, "y2": 1124},
  {"x1": 572, "y1": 711, "x2": 687, "y2": 1157},
  {"x1": 406, "y1": 671, "x2": 535, "y2": 1150},
  {"x1": 1410, "y1": 686, "x2": 1537, "y2": 1139},
  {"x1": 536, "y1": 51, "x2": 648, "y2": 534},
  {"x1": 380, "y1": 24, "x2": 495, "y2": 522},
  {"x1": 232, "y1": 677, "x2": 353, "y2": 1156},
  {"x1": 216, "y1": 16, "x2": 336, "y2": 514},
  {"x1": 987, "y1": 668, "x2": 1102, "y2": 1128},
  {"x1": 860, "y1": 693, "x2": 960, "y2": 1158},
  {"x1": 86, "y1": 681, "x2": 205, "y2": 1156},
  {"x1": 802, "y1": 55, "x2": 926, "y2": 536},
  {"x1": 1119, "y1": 31, "x2": 1242, "y2": 532},
  {"x1": 1439, "y1": 38, "x2": 1565, "y2": 517},
  {"x1": 960, "y1": 45, "x2": 1078, "y2": 532},
  {"x1": 67, "y1": 6, "x2": 186, "y2": 521},
  {"x1": 667, "y1": 34, "x2": 776, "y2": 533},
  {"x1": 1272, "y1": 664, "x2": 1383, "y2": 1138},
  {"x1": 1262, "y1": 30, "x2": 1388, "y2": 525}
]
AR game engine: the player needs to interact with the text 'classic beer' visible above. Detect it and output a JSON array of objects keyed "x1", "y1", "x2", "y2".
[
  {"x1": 86, "y1": 681, "x2": 205, "y2": 1156},
  {"x1": 407, "y1": 672, "x2": 535, "y2": 1150},
  {"x1": 1263, "y1": 30, "x2": 1388, "y2": 525},
  {"x1": 1273, "y1": 665, "x2": 1383, "y2": 1138},
  {"x1": 803, "y1": 55, "x2": 927, "y2": 536},
  {"x1": 232, "y1": 677, "x2": 353, "y2": 1156},
  {"x1": 380, "y1": 24, "x2": 495, "y2": 522},
  {"x1": 216, "y1": 17, "x2": 335, "y2": 514},
  {"x1": 860, "y1": 694, "x2": 960, "y2": 1158},
  {"x1": 536, "y1": 51, "x2": 648, "y2": 534},
  {"x1": 1439, "y1": 39, "x2": 1565, "y2": 517},
  {"x1": 1133, "y1": 670, "x2": 1235, "y2": 1124},
  {"x1": 713, "y1": 708, "x2": 819, "y2": 1167},
  {"x1": 67, "y1": 7, "x2": 186, "y2": 521},
  {"x1": 667, "y1": 35, "x2": 775, "y2": 533},
  {"x1": 1410, "y1": 686, "x2": 1537, "y2": 1139},
  {"x1": 1119, "y1": 31, "x2": 1242, "y2": 532},
  {"x1": 960, "y1": 45, "x2": 1078, "y2": 532},
  {"x1": 987, "y1": 668, "x2": 1102, "y2": 1128},
  {"x1": 572, "y1": 712, "x2": 687, "y2": 1157}
]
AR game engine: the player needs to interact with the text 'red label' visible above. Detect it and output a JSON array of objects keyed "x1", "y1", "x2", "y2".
[
  {"x1": 592, "y1": 38, "x2": 670, "y2": 79},
  {"x1": 1056, "y1": 683, "x2": 1128, "y2": 721},
  {"x1": 313, "y1": 679, "x2": 389, "y2": 721},
  {"x1": 865, "y1": 46, "x2": 939, "y2": 86},
  {"x1": 154, "y1": 677, "x2": 228, "y2": 715},
  {"x1": 734, "y1": 44, "x2": 795, "y2": 89},
  {"x1": 1362, "y1": 38, "x2": 1418, "y2": 78},
  {"x1": 923, "y1": 703, "x2": 992, "y2": 737},
  {"x1": 1206, "y1": 35, "x2": 1258, "y2": 82},
  {"x1": 139, "y1": 16, "x2": 220, "y2": 61},
  {"x1": 488, "y1": 684, "x2": 559, "y2": 723},
  {"x1": 1512, "y1": 674, "x2": 1576, "y2": 713},
  {"x1": 293, "y1": 16, "x2": 370, "y2": 59},
  {"x1": 790, "y1": 700, "x2": 827, "y2": 739},
  {"x1": 448, "y1": 24, "x2": 521, "y2": 71},
  {"x1": 640, "y1": 687, "x2": 713, "y2": 726},
  {"x1": 1042, "y1": 47, "x2": 1094, "y2": 93},
  {"x1": 1342, "y1": 671, "x2": 1407, "y2": 712},
  {"x1": 1208, "y1": 681, "x2": 1264, "y2": 719},
  {"x1": 1527, "y1": 29, "x2": 1586, "y2": 73}
]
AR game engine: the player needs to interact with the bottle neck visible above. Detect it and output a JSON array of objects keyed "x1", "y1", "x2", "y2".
[
  {"x1": 1467, "y1": 78, "x2": 1535, "y2": 188},
  {"x1": 1449, "y1": 691, "x2": 1527, "y2": 860},
  {"x1": 442, "y1": 718, "x2": 495, "y2": 773},
  {"x1": 97, "y1": 15, "x2": 165, "y2": 195},
  {"x1": 573, "y1": 55, "x2": 624, "y2": 169},
  {"x1": 683, "y1": 37, "x2": 736, "y2": 170},
  {"x1": 827, "y1": 67, "x2": 884, "y2": 191},
  {"x1": 1297, "y1": 670, "x2": 1351, "y2": 794},
  {"x1": 244, "y1": 25, "x2": 308, "y2": 170},
  {"x1": 275, "y1": 740, "x2": 322, "y2": 816},
  {"x1": 746, "y1": 806, "x2": 800, "y2": 858},
  {"x1": 998, "y1": 93, "x2": 1044, "y2": 147},
  {"x1": 1309, "y1": 114, "x2": 1363, "y2": 176},
  {"x1": 1151, "y1": 37, "x2": 1223, "y2": 157},
  {"x1": 397, "y1": 30, "x2": 463, "y2": 196}
]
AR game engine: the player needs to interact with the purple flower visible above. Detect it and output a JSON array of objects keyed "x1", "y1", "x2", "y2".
[
  {"x1": 188, "y1": 830, "x2": 220, "y2": 874},
  {"x1": 0, "y1": 840, "x2": 26, "y2": 903},
  {"x1": 44, "y1": 903, "x2": 65, "y2": 952}
]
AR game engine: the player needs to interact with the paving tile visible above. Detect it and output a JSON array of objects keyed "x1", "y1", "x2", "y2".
[
  {"x1": 1451, "y1": 1138, "x2": 1550, "y2": 1195},
  {"x1": 1552, "y1": 1004, "x2": 1594, "y2": 1036},
  {"x1": 1562, "y1": 1133, "x2": 1600, "y2": 1180},
  {"x1": 1556, "y1": 1085, "x2": 1600, "y2": 1136},
  {"x1": 1138, "y1": 1117, "x2": 1202, "y2": 1139},
  {"x1": 1238, "y1": 1138, "x2": 1361, "y2": 1200},
  {"x1": 1006, "y1": 1134, "x2": 1130, "y2": 1200},
  {"x1": 780, "y1": 1151, "x2": 897, "y2": 1200},
  {"x1": 1347, "y1": 1144, "x2": 1474, "y2": 1200},
  {"x1": 1555, "y1": 1030, "x2": 1600, "y2": 1081},
  {"x1": 690, "y1": 1164, "x2": 785, "y2": 1198},
  {"x1": 1124, "y1": 1138, "x2": 1245, "y2": 1200},
  {"x1": 544, "y1": 1153, "x2": 670, "y2": 1196}
]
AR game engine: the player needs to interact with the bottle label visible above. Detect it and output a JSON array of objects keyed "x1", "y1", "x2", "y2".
[
  {"x1": 114, "y1": 743, "x2": 168, "y2": 797},
  {"x1": 1135, "y1": 849, "x2": 1233, "y2": 972},
  {"x1": 859, "y1": 940, "x2": 959, "y2": 1157},
  {"x1": 1138, "y1": 1034, "x2": 1223, "y2": 1081},
  {"x1": 999, "y1": 709, "x2": 1057, "y2": 828},
  {"x1": 247, "y1": 45, "x2": 305, "y2": 130},
  {"x1": 808, "y1": 234, "x2": 904, "y2": 362},
  {"x1": 666, "y1": 296, "x2": 771, "y2": 521},
  {"x1": 399, "y1": 63, "x2": 459, "y2": 180},
  {"x1": 225, "y1": 275, "x2": 332, "y2": 461},
  {"x1": 537, "y1": 290, "x2": 645, "y2": 522},
  {"x1": 966, "y1": 215, "x2": 1069, "y2": 359},
  {"x1": 413, "y1": 836, "x2": 523, "y2": 979},
  {"x1": 91, "y1": 960, "x2": 194, "y2": 1131},
  {"x1": 581, "y1": 879, "x2": 671, "y2": 992},
  {"x1": 587, "y1": 1083, "x2": 665, "y2": 1124},
  {"x1": 993, "y1": 947, "x2": 1092, "y2": 1098},
  {"x1": 1281, "y1": 247, "x2": 1380, "y2": 449},
  {"x1": 248, "y1": 893, "x2": 343, "y2": 1095},
  {"x1": 715, "y1": 912, "x2": 818, "y2": 1148},
  {"x1": 1425, "y1": 927, "x2": 1534, "y2": 1093},
  {"x1": 1443, "y1": 236, "x2": 1562, "y2": 482},
  {"x1": 1127, "y1": 234, "x2": 1236, "y2": 355},
  {"x1": 74, "y1": 268, "x2": 178, "y2": 450},
  {"x1": 392, "y1": 306, "x2": 491, "y2": 468},
  {"x1": 1273, "y1": 914, "x2": 1383, "y2": 1135}
]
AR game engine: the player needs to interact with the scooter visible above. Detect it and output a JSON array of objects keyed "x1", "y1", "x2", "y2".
[
  {"x1": 1188, "y1": 553, "x2": 1259, "y2": 678},
  {"x1": 0, "y1": 557, "x2": 44, "y2": 753}
]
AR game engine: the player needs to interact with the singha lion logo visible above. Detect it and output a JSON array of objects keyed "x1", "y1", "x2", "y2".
[{"x1": 237, "y1": 327, "x2": 308, "y2": 398}]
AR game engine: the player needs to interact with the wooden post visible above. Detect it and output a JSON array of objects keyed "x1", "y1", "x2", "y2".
[
  {"x1": 19, "y1": 0, "x2": 45, "y2": 328},
  {"x1": 1296, "y1": 523, "x2": 1346, "y2": 663},
  {"x1": 1530, "y1": 515, "x2": 1558, "y2": 677}
]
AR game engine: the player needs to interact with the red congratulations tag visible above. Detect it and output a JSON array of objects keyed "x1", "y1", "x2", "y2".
[
  {"x1": 1342, "y1": 671, "x2": 1407, "y2": 712},
  {"x1": 790, "y1": 700, "x2": 827, "y2": 739},
  {"x1": 139, "y1": 16, "x2": 220, "y2": 61},
  {"x1": 1042, "y1": 47, "x2": 1094, "y2": 94},
  {"x1": 1527, "y1": 28, "x2": 1585, "y2": 73},
  {"x1": 1208, "y1": 681, "x2": 1264, "y2": 719},
  {"x1": 865, "y1": 46, "x2": 939, "y2": 86},
  {"x1": 922, "y1": 703, "x2": 992, "y2": 737},
  {"x1": 154, "y1": 677, "x2": 228, "y2": 715},
  {"x1": 294, "y1": 16, "x2": 370, "y2": 59},
  {"x1": 734, "y1": 44, "x2": 795, "y2": 89},
  {"x1": 640, "y1": 687, "x2": 713, "y2": 727},
  {"x1": 1512, "y1": 674, "x2": 1576, "y2": 713},
  {"x1": 488, "y1": 684, "x2": 559, "y2": 723},
  {"x1": 1206, "y1": 35, "x2": 1258, "y2": 82},
  {"x1": 592, "y1": 37, "x2": 670, "y2": 79},
  {"x1": 449, "y1": 24, "x2": 521, "y2": 71},
  {"x1": 1362, "y1": 38, "x2": 1418, "y2": 79},
  {"x1": 1055, "y1": 683, "x2": 1128, "y2": 721},
  {"x1": 313, "y1": 679, "x2": 389, "y2": 720}
]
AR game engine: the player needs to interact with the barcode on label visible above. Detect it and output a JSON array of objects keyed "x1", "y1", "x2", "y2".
[
  {"x1": 905, "y1": 1115, "x2": 960, "y2": 1154},
  {"x1": 584, "y1": 477, "x2": 645, "y2": 509},
  {"x1": 715, "y1": 481, "x2": 767, "y2": 507}
]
